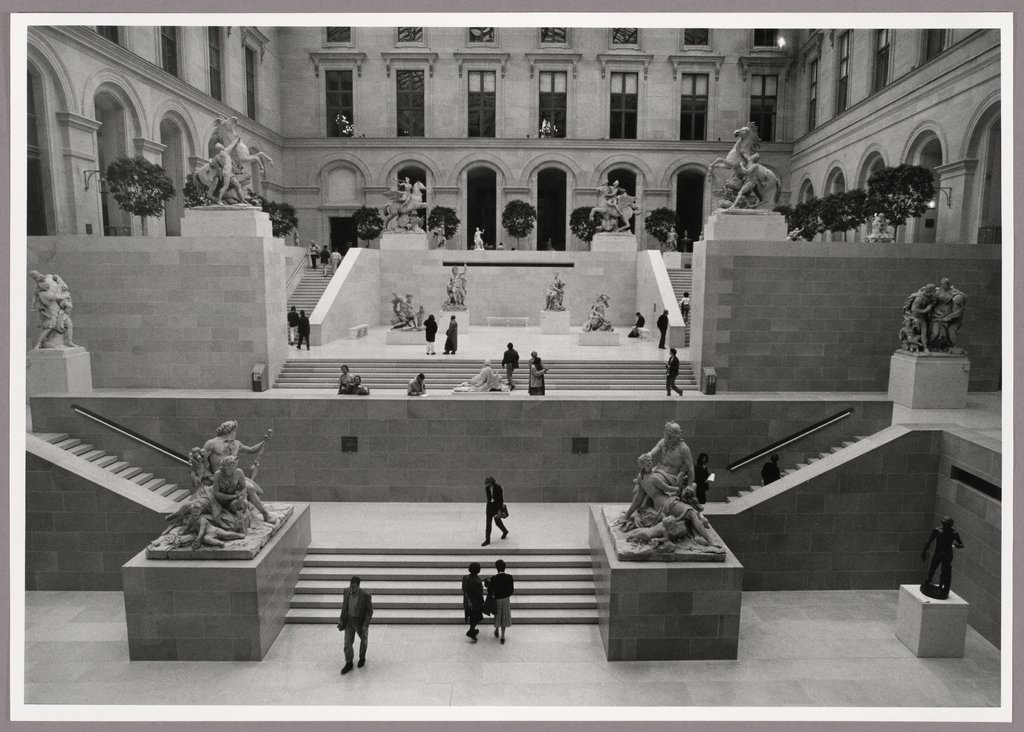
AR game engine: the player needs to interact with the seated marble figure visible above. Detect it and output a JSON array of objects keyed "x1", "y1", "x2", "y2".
[{"x1": 453, "y1": 360, "x2": 505, "y2": 392}]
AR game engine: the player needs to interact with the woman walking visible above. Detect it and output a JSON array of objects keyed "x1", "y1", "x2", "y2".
[
  {"x1": 528, "y1": 352, "x2": 549, "y2": 396},
  {"x1": 462, "y1": 562, "x2": 484, "y2": 641},
  {"x1": 694, "y1": 452, "x2": 711, "y2": 505},
  {"x1": 486, "y1": 559, "x2": 515, "y2": 644},
  {"x1": 424, "y1": 314, "x2": 438, "y2": 355},
  {"x1": 482, "y1": 476, "x2": 508, "y2": 546}
]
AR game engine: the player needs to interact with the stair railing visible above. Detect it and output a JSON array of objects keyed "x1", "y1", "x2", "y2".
[
  {"x1": 726, "y1": 408, "x2": 854, "y2": 472},
  {"x1": 70, "y1": 403, "x2": 189, "y2": 464},
  {"x1": 285, "y1": 253, "x2": 310, "y2": 298}
]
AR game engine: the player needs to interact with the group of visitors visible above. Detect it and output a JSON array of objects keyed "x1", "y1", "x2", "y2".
[
  {"x1": 308, "y1": 240, "x2": 345, "y2": 277},
  {"x1": 336, "y1": 364, "x2": 370, "y2": 395},
  {"x1": 627, "y1": 309, "x2": 673, "y2": 349},
  {"x1": 287, "y1": 306, "x2": 310, "y2": 349},
  {"x1": 405, "y1": 343, "x2": 549, "y2": 396}
]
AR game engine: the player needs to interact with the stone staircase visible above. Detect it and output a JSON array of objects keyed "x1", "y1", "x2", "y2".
[
  {"x1": 274, "y1": 358, "x2": 698, "y2": 391},
  {"x1": 666, "y1": 268, "x2": 692, "y2": 347},
  {"x1": 706, "y1": 436, "x2": 868, "y2": 505},
  {"x1": 288, "y1": 267, "x2": 335, "y2": 313},
  {"x1": 286, "y1": 547, "x2": 597, "y2": 624},
  {"x1": 32, "y1": 432, "x2": 190, "y2": 504}
]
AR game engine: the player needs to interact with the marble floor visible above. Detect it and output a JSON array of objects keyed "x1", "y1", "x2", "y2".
[{"x1": 22, "y1": 502, "x2": 1002, "y2": 712}]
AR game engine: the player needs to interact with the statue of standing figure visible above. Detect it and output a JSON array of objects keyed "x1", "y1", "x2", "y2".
[
  {"x1": 901, "y1": 278, "x2": 967, "y2": 354},
  {"x1": 582, "y1": 294, "x2": 614, "y2": 332},
  {"x1": 443, "y1": 264, "x2": 468, "y2": 311},
  {"x1": 544, "y1": 273, "x2": 567, "y2": 311},
  {"x1": 591, "y1": 180, "x2": 641, "y2": 232},
  {"x1": 473, "y1": 227, "x2": 485, "y2": 250},
  {"x1": 663, "y1": 227, "x2": 679, "y2": 253},
  {"x1": 29, "y1": 270, "x2": 78, "y2": 349}
]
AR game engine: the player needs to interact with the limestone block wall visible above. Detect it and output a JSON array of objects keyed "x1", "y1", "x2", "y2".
[
  {"x1": 635, "y1": 250, "x2": 685, "y2": 349},
  {"x1": 27, "y1": 235, "x2": 288, "y2": 389},
  {"x1": 932, "y1": 429, "x2": 1001, "y2": 647},
  {"x1": 31, "y1": 394, "x2": 893, "y2": 503},
  {"x1": 26, "y1": 452, "x2": 168, "y2": 591},
  {"x1": 690, "y1": 241, "x2": 1001, "y2": 392},
  {"x1": 312, "y1": 247, "x2": 381, "y2": 345},
  {"x1": 711, "y1": 429, "x2": 942, "y2": 593}
]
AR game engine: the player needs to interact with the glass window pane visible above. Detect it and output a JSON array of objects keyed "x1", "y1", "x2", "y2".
[
  {"x1": 765, "y1": 75, "x2": 777, "y2": 95},
  {"x1": 695, "y1": 75, "x2": 708, "y2": 95},
  {"x1": 541, "y1": 27, "x2": 566, "y2": 44},
  {"x1": 612, "y1": 28, "x2": 638, "y2": 45},
  {"x1": 554, "y1": 72, "x2": 566, "y2": 93},
  {"x1": 483, "y1": 72, "x2": 495, "y2": 93},
  {"x1": 624, "y1": 73, "x2": 637, "y2": 94},
  {"x1": 469, "y1": 27, "x2": 494, "y2": 43},
  {"x1": 469, "y1": 72, "x2": 480, "y2": 92},
  {"x1": 684, "y1": 28, "x2": 709, "y2": 46},
  {"x1": 397, "y1": 27, "x2": 422, "y2": 43},
  {"x1": 539, "y1": 72, "x2": 552, "y2": 93},
  {"x1": 327, "y1": 27, "x2": 351, "y2": 43}
]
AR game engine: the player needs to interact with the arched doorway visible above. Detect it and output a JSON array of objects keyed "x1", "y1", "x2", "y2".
[
  {"x1": 824, "y1": 167, "x2": 846, "y2": 241},
  {"x1": 27, "y1": 67, "x2": 52, "y2": 235},
  {"x1": 466, "y1": 166, "x2": 496, "y2": 249},
  {"x1": 964, "y1": 104, "x2": 1001, "y2": 244},
  {"x1": 537, "y1": 167, "x2": 567, "y2": 250},
  {"x1": 905, "y1": 133, "x2": 943, "y2": 243},
  {"x1": 856, "y1": 152, "x2": 886, "y2": 241},
  {"x1": 675, "y1": 168, "x2": 705, "y2": 247},
  {"x1": 94, "y1": 91, "x2": 132, "y2": 236},
  {"x1": 159, "y1": 118, "x2": 185, "y2": 235},
  {"x1": 605, "y1": 167, "x2": 637, "y2": 234}
]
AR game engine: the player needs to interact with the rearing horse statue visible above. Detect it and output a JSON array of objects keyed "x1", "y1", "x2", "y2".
[
  {"x1": 383, "y1": 180, "x2": 428, "y2": 231},
  {"x1": 708, "y1": 122, "x2": 780, "y2": 210}
]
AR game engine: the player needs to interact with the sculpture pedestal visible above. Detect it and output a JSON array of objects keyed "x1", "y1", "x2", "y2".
[
  {"x1": 27, "y1": 347, "x2": 93, "y2": 396},
  {"x1": 122, "y1": 504, "x2": 311, "y2": 661},
  {"x1": 662, "y1": 252, "x2": 682, "y2": 269},
  {"x1": 385, "y1": 329, "x2": 426, "y2": 345},
  {"x1": 895, "y1": 584, "x2": 969, "y2": 658},
  {"x1": 180, "y1": 206, "x2": 272, "y2": 238},
  {"x1": 703, "y1": 210, "x2": 788, "y2": 241},
  {"x1": 540, "y1": 309, "x2": 570, "y2": 334},
  {"x1": 380, "y1": 231, "x2": 429, "y2": 250},
  {"x1": 591, "y1": 232, "x2": 637, "y2": 252},
  {"x1": 887, "y1": 350, "x2": 970, "y2": 408},
  {"x1": 589, "y1": 506, "x2": 743, "y2": 661},
  {"x1": 578, "y1": 331, "x2": 620, "y2": 346}
]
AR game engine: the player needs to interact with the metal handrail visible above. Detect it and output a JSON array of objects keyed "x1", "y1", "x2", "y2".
[
  {"x1": 727, "y1": 408, "x2": 854, "y2": 472},
  {"x1": 70, "y1": 403, "x2": 189, "y2": 464}
]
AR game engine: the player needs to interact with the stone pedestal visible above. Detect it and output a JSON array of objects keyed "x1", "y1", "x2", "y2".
[
  {"x1": 888, "y1": 350, "x2": 970, "y2": 408},
  {"x1": 380, "y1": 230, "x2": 430, "y2": 250},
  {"x1": 589, "y1": 506, "x2": 743, "y2": 661},
  {"x1": 662, "y1": 252, "x2": 682, "y2": 269},
  {"x1": 122, "y1": 504, "x2": 311, "y2": 661},
  {"x1": 385, "y1": 329, "x2": 427, "y2": 345},
  {"x1": 578, "y1": 331, "x2": 620, "y2": 346},
  {"x1": 180, "y1": 206, "x2": 272, "y2": 238},
  {"x1": 540, "y1": 309, "x2": 571, "y2": 334},
  {"x1": 591, "y1": 232, "x2": 638, "y2": 252},
  {"x1": 703, "y1": 210, "x2": 788, "y2": 241},
  {"x1": 895, "y1": 584, "x2": 969, "y2": 658},
  {"x1": 27, "y1": 347, "x2": 93, "y2": 396}
]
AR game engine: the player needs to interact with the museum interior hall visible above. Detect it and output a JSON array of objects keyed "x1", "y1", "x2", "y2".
[{"x1": 14, "y1": 15, "x2": 1008, "y2": 720}]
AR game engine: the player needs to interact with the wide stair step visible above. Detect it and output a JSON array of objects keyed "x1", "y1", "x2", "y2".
[{"x1": 288, "y1": 548, "x2": 597, "y2": 625}]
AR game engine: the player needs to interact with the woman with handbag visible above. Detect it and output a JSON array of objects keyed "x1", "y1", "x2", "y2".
[
  {"x1": 482, "y1": 475, "x2": 508, "y2": 546},
  {"x1": 461, "y1": 562, "x2": 484, "y2": 642},
  {"x1": 485, "y1": 559, "x2": 515, "y2": 644},
  {"x1": 528, "y1": 352, "x2": 549, "y2": 396}
]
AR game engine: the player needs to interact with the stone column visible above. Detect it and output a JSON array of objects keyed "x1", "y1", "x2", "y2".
[
  {"x1": 55, "y1": 112, "x2": 102, "y2": 235},
  {"x1": 934, "y1": 159, "x2": 978, "y2": 244}
]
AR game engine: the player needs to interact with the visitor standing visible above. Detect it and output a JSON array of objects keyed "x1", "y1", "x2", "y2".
[
  {"x1": 628, "y1": 312, "x2": 645, "y2": 338},
  {"x1": 481, "y1": 475, "x2": 508, "y2": 546},
  {"x1": 694, "y1": 452, "x2": 711, "y2": 505},
  {"x1": 502, "y1": 342, "x2": 520, "y2": 391},
  {"x1": 462, "y1": 562, "x2": 484, "y2": 642},
  {"x1": 287, "y1": 306, "x2": 299, "y2": 345},
  {"x1": 424, "y1": 314, "x2": 438, "y2": 355},
  {"x1": 666, "y1": 347, "x2": 683, "y2": 396},
  {"x1": 922, "y1": 517, "x2": 964, "y2": 597},
  {"x1": 680, "y1": 292, "x2": 691, "y2": 325},
  {"x1": 443, "y1": 315, "x2": 459, "y2": 355},
  {"x1": 529, "y1": 352, "x2": 549, "y2": 396},
  {"x1": 308, "y1": 241, "x2": 319, "y2": 269},
  {"x1": 656, "y1": 309, "x2": 670, "y2": 349},
  {"x1": 760, "y1": 454, "x2": 781, "y2": 485},
  {"x1": 330, "y1": 247, "x2": 342, "y2": 275},
  {"x1": 485, "y1": 559, "x2": 514, "y2": 644},
  {"x1": 337, "y1": 577, "x2": 373, "y2": 674},
  {"x1": 319, "y1": 245, "x2": 330, "y2": 276},
  {"x1": 296, "y1": 309, "x2": 310, "y2": 350},
  {"x1": 407, "y1": 372, "x2": 427, "y2": 396},
  {"x1": 337, "y1": 365, "x2": 354, "y2": 394}
]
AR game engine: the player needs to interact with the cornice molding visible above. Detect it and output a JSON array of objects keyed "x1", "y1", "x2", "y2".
[
  {"x1": 596, "y1": 53, "x2": 655, "y2": 79},
  {"x1": 524, "y1": 51, "x2": 583, "y2": 79},
  {"x1": 666, "y1": 54, "x2": 725, "y2": 81},
  {"x1": 55, "y1": 111, "x2": 101, "y2": 132},
  {"x1": 381, "y1": 51, "x2": 440, "y2": 78},
  {"x1": 452, "y1": 51, "x2": 511, "y2": 78},
  {"x1": 310, "y1": 51, "x2": 368, "y2": 78}
]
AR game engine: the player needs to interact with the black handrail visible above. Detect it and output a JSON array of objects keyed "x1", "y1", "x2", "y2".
[
  {"x1": 70, "y1": 403, "x2": 189, "y2": 464},
  {"x1": 727, "y1": 408, "x2": 854, "y2": 472}
]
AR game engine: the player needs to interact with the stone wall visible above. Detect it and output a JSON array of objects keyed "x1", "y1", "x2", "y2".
[
  {"x1": 635, "y1": 250, "x2": 685, "y2": 349},
  {"x1": 27, "y1": 235, "x2": 288, "y2": 389},
  {"x1": 932, "y1": 429, "x2": 1001, "y2": 647},
  {"x1": 690, "y1": 241, "x2": 1001, "y2": 392},
  {"x1": 31, "y1": 394, "x2": 894, "y2": 503},
  {"x1": 26, "y1": 452, "x2": 168, "y2": 591},
  {"x1": 312, "y1": 247, "x2": 381, "y2": 345},
  {"x1": 711, "y1": 429, "x2": 942, "y2": 592}
]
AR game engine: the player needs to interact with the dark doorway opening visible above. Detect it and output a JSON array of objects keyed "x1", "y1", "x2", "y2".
[
  {"x1": 537, "y1": 168, "x2": 567, "y2": 250},
  {"x1": 676, "y1": 170, "x2": 705, "y2": 248},
  {"x1": 330, "y1": 216, "x2": 358, "y2": 255},
  {"x1": 467, "y1": 167, "x2": 496, "y2": 249}
]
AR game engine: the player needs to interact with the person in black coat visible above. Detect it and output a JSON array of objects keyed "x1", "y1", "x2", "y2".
[
  {"x1": 628, "y1": 312, "x2": 646, "y2": 338},
  {"x1": 694, "y1": 452, "x2": 711, "y2": 504},
  {"x1": 760, "y1": 453, "x2": 781, "y2": 485},
  {"x1": 287, "y1": 306, "x2": 299, "y2": 345},
  {"x1": 482, "y1": 475, "x2": 507, "y2": 546},
  {"x1": 501, "y1": 342, "x2": 520, "y2": 390},
  {"x1": 424, "y1": 314, "x2": 438, "y2": 355},
  {"x1": 656, "y1": 309, "x2": 670, "y2": 349},
  {"x1": 296, "y1": 310, "x2": 311, "y2": 350},
  {"x1": 922, "y1": 517, "x2": 964, "y2": 597},
  {"x1": 443, "y1": 315, "x2": 459, "y2": 355},
  {"x1": 485, "y1": 559, "x2": 515, "y2": 644},
  {"x1": 666, "y1": 347, "x2": 683, "y2": 396},
  {"x1": 462, "y1": 562, "x2": 484, "y2": 641}
]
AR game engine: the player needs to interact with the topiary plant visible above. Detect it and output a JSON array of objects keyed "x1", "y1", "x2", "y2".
[
  {"x1": 249, "y1": 196, "x2": 298, "y2": 239},
  {"x1": 570, "y1": 206, "x2": 601, "y2": 247},
  {"x1": 501, "y1": 199, "x2": 537, "y2": 249},
  {"x1": 426, "y1": 205, "x2": 460, "y2": 243},
  {"x1": 104, "y1": 156, "x2": 175, "y2": 221},
  {"x1": 644, "y1": 208, "x2": 680, "y2": 248},
  {"x1": 866, "y1": 164, "x2": 937, "y2": 241},
  {"x1": 352, "y1": 206, "x2": 385, "y2": 244}
]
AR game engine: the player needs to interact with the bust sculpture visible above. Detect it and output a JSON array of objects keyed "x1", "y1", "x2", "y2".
[
  {"x1": 582, "y1": 294, "x2": 614, "y2": 332},
  {"x1": 29, "y1": 270, "x2": 77, "y2": 349},
  {"x1": 544, "y1": 273, "x2": 566, "y2": 311},
  {"x1": 443, "y1": 264, "x2": 468, "y2": 311},
  {"x1": 901, "y1": 278, "x2": 967, "y2": 355}
]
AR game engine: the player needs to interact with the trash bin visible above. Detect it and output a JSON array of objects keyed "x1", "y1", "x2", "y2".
[
  {"x1": 702, "y1": 366, "x2": 717, "y2": 395},
  {"x1": 251, "y1": 363, "x2": 267, "y2": 392}
]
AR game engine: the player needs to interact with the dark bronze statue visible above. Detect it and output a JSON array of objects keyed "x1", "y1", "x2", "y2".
[{"x1": 920, "y1": 516, "x2": 964, "y2": 599}]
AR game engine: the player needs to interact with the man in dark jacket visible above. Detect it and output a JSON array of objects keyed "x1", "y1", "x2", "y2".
[
  {"x1": 296, "y1": 309, "x2": 310, "y2": 350},
  {"x1": 462, "y1": 562, "x2": 484, "y2": 641},
  {"x1": 501, "y1": 342, "x2": 520, "y2": 390},
  {"x1": 656, "y1": 309, "x2": 670, "y2": 349},
  {"x1": 666, "y1": 347, "x2": 683, "y2": 396},
  {"x1": 287, "y1": 306, "x2": 299, "y2": 345},
  {"x1": 337, "y1": 576, "x2": 374, "y2": 674}
]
